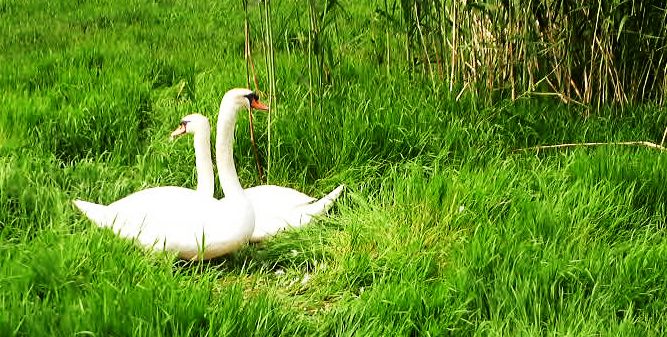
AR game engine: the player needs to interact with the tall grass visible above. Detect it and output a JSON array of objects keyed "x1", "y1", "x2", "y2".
[{"x1": 305, "y1": 0, "x2": 345, "y2": 113}]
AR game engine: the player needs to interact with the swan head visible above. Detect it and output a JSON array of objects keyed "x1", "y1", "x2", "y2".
[
  {"x1": 170, "y1": 113, "x2": 210, "y2": 140},
  {"x1": 221, "y1": 88, "x2": 269, "y2": 114}
]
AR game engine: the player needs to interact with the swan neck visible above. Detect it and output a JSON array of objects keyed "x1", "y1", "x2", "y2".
[
  {"x1": 193, "y1": 125, "x2": 214, "y2": 197},
  {"x1": 216, "y1": 101, "x2": 245, "y2": 197}
]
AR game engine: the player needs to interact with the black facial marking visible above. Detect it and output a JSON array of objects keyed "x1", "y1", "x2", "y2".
[{"x1": 244, "y1": 92, "x2": 259, "y2": 104}]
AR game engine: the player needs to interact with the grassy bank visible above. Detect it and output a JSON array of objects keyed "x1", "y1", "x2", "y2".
[{"x1": 1, "y1": 0, "x2": 667, "y2": 335}]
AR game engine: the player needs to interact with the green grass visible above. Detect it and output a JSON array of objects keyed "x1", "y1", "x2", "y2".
[{"x1": 2, "y1": 0, "x2": 667, "y2": 335}]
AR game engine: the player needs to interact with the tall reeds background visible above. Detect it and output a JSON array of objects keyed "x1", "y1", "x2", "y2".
[
  {"x1": 254, "y1": 0, "x2": 667, "y2": 107},
  {"x1": 396, "y1": 0, "x2": 667, "y2": 107}
]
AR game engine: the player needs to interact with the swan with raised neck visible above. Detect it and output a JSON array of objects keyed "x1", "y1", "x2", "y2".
[{"x1": 216, "y1": 88, "x2": 269, "y2": 197}]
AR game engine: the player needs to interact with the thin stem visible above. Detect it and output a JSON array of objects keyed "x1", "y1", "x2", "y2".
[
  {"x1": 262, "y1": 0, "x2": 276, "y2": 183},
  {"x1": 414, "y1": 2, "x2": 435, "y2": 91},
  {"x1": 244, "y1": 0, "x2": 264, "y2": 183},
  {"x1": 243, "y1": 1, "x2": 260, "y2": 92},
  {"x1": 308, "y1": 0, "x2": 315, "y2": 115},
  {"x1": 515, "y1": 141, "x2": 667, "y2": 152},
  {"x1": 247, "y1": 107, "x2": 264, "y2": 182}
]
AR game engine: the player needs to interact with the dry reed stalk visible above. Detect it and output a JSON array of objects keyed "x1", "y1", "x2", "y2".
[
  {"x1": 516, "y1": 141, "x2": 667, "y2": 153},
  {"x1": 414, "y1": 2, "x2": 435, "y2": 90},
  {"x1": 661, "y1": 126, "x2": 667, "y2": 147},
  {"x1": 262, "y1": 0, "x2": 276, "y2": 182},
  {"x1": 449, "y1": 1, "x2": 456, "y2": 92},
  {"x1": 307, "y1": 0, "x2": 315, "y2": 114},
  {"x1": 243, "y1": 0, "x2": 264, "y2": 183}
]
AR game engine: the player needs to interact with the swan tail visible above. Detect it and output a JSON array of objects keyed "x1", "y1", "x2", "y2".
[
  {"x1": 72, "y1": 199, "x2": 114, "y2": 228},
  {"x1": 300, "y1": 184, "x2": 345, "y2": 218}
]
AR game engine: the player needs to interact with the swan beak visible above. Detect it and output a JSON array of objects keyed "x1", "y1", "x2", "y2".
[
  {"x1": 170, "y1": 125, "x2": 187, "y2": 140},
  {"x1": 250, "y1": 99, "x2": 270, "y2": 111}
]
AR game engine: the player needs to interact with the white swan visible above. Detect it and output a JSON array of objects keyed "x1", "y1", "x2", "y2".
[
  {"x1": 73, "y1": 89, "x2": 267, "y2": 260},
  {"x1": 172, "y1": 90, "x2": 344, "y2": 243}
]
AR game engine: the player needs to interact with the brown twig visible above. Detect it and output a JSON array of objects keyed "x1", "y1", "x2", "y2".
[
  {"x1": 414, "y1": 2, "x2": 435, "y2": 91},
  {"x1": 660, "y1": 126, "x2": 667, "y2": 148},
  {"x1": 244, "y1": 29, "x2": 260, "y2": 92},
  {"x1": 243, "y1": 1, "x2": 264, "y2": 183},
  {"x1": 247, "y1": 107, "x2": 264, "y2": 181},
  {"x1": 515, "y1": 141, "x2": 667, "y2": 153}
]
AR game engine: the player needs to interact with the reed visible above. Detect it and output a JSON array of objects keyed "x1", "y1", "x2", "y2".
[
  {"x1": 261, "y1": 0, "x2": 277, "y2": 183},
  {"x1": 243, "y1": 0, "x2": 265, "y2": 183},
  {"x1": 242, "y1": 0, "x2": 279, "y2": 183}
]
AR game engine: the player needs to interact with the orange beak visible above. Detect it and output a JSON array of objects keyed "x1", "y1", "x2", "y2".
[
  {"x1": 170, "y1": 124, "x2": 187, "y2": 140},
  {"x1": 250, "y1": 98, "x2": 270, "y2": 111}
]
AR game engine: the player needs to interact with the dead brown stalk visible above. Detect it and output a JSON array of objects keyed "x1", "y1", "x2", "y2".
[
  {"x1": 243, "y1": 3, "x2": 264, "y2": 183},
  {"x1": 515, "y1": 141, "x2": 667, "y2": 153}
]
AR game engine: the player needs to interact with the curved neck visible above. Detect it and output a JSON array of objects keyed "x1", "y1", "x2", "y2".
[
  {"x1": 193, "y1": 124, "x2": 215, "y2": 197},
  {"x1": 216, "y1": 99, "x2": 245, "y2": 197}
]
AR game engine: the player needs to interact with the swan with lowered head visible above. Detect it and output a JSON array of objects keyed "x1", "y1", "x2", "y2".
[
  {"x1": 173, "y1": 89, "x2": 344, "y2": 242},
  {"x1": 72, "y1": 89, "x2": 269, "y2": 259}
]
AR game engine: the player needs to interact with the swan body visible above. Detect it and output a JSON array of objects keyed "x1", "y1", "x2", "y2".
[
  {"x1": 73, "y1": 90, "x2": 266, "y2": 259},
  {"x1": 246, "y1": 184, "x2": 345, "y2": 242},
  {"x1": 73, "y1": 188, "x2": 253, "y2": 259}
]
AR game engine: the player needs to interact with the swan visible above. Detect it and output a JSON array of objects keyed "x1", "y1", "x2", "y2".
[
  {"x1": 73, "y1": 89, "x2": 267, "y2": 260},
  {"x1": 171, "y1": 91, "x2": 344, "y2": 243}
]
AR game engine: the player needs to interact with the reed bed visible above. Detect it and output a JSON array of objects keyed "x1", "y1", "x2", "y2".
[{"x1": 388, "y1": 0, "x2": 667, "y2": 106}]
